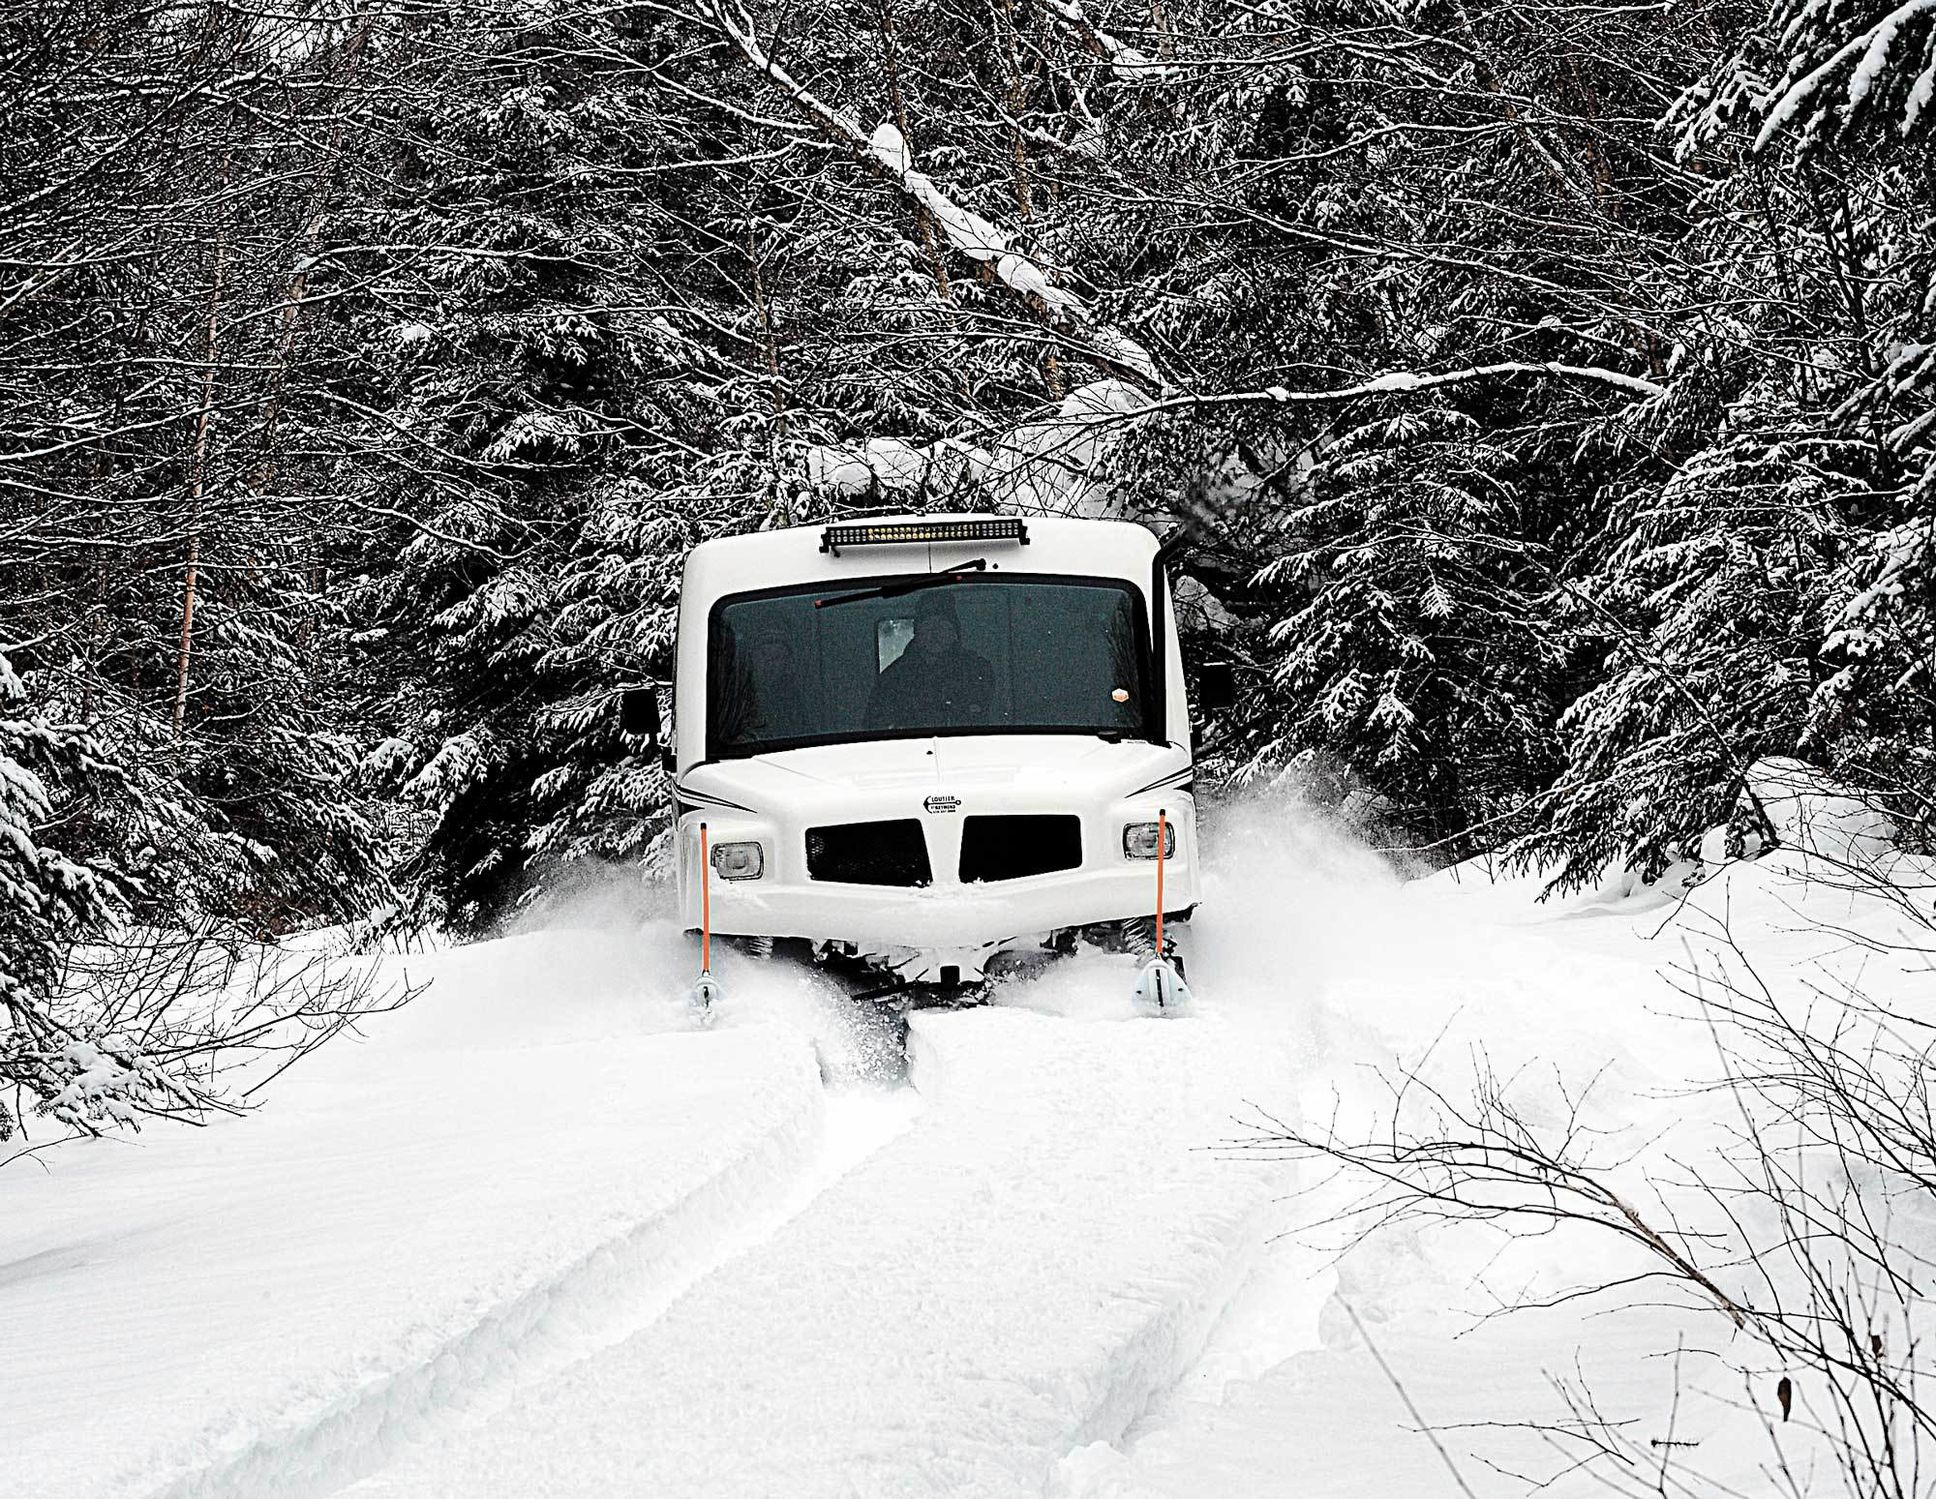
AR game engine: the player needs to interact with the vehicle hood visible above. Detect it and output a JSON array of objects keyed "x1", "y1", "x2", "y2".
[{"x1": 679, "y1": 735, "x2": 1188, "y2": 811}]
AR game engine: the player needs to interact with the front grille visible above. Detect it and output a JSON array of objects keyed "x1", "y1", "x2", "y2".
[
  {"x1": 958, "y1": 815, "x2": 1082, "y2": 883},
  {"x1": 806, "y1": 820, "x2": 932, "y2": 886}
]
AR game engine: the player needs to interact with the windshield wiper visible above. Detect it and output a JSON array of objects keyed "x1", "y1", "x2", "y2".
[{"x1": 813, "y1": 558, "x2": 987, "y2": 609}]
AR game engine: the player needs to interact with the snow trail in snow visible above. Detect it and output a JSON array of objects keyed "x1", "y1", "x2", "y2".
[
  {"x1": 173, "y1": 966, "x2": 923, "y2": 1499},
  {"x1": 339, "y1": 1004, "x2": 1292, "y2": 1499}
]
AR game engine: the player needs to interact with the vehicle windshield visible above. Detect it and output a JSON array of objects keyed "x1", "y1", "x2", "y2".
[{"x1": 707, "y1": 575, "x2": 1150, "y2": 757}]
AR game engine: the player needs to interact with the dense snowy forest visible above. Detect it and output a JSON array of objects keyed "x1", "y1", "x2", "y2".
[{"x1": 2, "y1": 0, "x2": 1933, "y2": 1122}]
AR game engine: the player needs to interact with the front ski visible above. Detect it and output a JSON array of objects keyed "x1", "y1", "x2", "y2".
[
  {"x1": 688, "y1": 971, "x2": 722, "y2": 1027},
  {"x1": 1131, "y1": 955, "x2": 1192, "y2": 1014},
  {"x1": 689, "y1": 822, "x2": 722, "y2": 1027},
  {"x1": 1130, "y1": 806, "x2": 1189, "y2": 1014}
]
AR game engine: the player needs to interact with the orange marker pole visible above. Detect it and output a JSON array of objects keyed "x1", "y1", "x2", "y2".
[
  {"x1": 699, "y1": 821, "x2": 712, "y2": 975},
  {"x1": 1155, "y1": 808, "x2": 1167, "y2": 959}
]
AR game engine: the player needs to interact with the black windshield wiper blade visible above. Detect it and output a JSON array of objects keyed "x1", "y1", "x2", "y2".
[{"x1": 813, "y1": 558, "x2": 987, "y2": 609}]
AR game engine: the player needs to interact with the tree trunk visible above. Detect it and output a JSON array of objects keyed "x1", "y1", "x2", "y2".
[
  {"x1": 874, "y1": 0, "x2": 953, "y2": 303},
  {"x1": 172, "y1": 144, "x2": 233, "y2": 738},
  {"x1": 997, "y1": 0, "x2": 1064, "y2": 398}
]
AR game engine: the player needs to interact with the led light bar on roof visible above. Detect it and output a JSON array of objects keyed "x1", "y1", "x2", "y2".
[{"x1": 820, "y1": 518, "x2": 1029, "y2": 554}]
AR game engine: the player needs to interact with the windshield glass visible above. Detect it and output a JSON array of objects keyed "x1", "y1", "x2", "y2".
[{"x1": 707, "y1": 575, "x2": 1149, "y2": 757}]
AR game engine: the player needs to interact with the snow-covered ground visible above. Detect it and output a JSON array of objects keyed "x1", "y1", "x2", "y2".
[{"x1": 7, "y1": 792, "x2": 1928, "y2": 1497}]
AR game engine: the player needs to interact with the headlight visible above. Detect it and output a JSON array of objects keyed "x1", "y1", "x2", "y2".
[
  {"x1": 710, "y1": 841, "x2": 764, "y2": 880},
  {"x1": 1122, "y1": 822, "x2": 1176, "y2": 860}
]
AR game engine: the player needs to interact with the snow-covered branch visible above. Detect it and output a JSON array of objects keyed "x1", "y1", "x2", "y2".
[
  {"x1": 695, "y1": 0, "x2": 1166, "y2": 391},
  {"x1": 800, "y1": 360, "x2": 1663, "y2": 512},
  {"x1": 1032, "y1": 0, "x2": 1171, "y2": 82},
  {"x1": 1757, "y1": 0, "x2": 1936, "y2": 147},
  {"x1": 1161, "y1": 361, "x2": 1669, "y2": 413}
]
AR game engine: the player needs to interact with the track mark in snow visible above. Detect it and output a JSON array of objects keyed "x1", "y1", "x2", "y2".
[
  {"x1": 169, "y1": 1079, "x2": 918, "y2": 1499},
  {"x1": 819, "y1": 1081, "x2": 926, "y2": 1178},
  {"x1": 343, "y1": 1008, "x2": 1292, "y2": 1499}
]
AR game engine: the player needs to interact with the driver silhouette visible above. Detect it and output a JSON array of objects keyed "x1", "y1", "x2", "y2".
[{"x1": 866, "y1": 589, "x2": 994, "y2": 729}]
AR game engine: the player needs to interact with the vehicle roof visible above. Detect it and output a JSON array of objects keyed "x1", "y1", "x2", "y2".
[{"x1": 681, "y1": 515, "x2": 1159, "y2": 602}]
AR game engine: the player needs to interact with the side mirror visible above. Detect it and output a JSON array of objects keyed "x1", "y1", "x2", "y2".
[
  {"x1": 620, "y1": 689, "x2": 679, "y2": 775},
  {"x1": 1198, "y1": 660, "x2": 1237, "y2": 712},
  {"x1": 618, "y1": 688, "x2": 658, "y2": 737}
]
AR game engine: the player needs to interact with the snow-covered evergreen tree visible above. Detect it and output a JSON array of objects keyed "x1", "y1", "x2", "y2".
[
  {"x1": 0, "y1": 653, "x2": 124, "y2": 1138},
  {"x1": 1244, "y1": 409, "x2": 1563, "y2": 854},
  {"x1": 336, "y1": 4, "x2": 764, "y2": 928},
  {"x1": 1511, "y1": 379, "x2": 1859, "y2": 887}
]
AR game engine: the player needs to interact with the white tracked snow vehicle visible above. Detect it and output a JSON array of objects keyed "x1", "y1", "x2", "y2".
[{"x1": 624, "y1": 516, "x2": 1228, "y2": 1015}]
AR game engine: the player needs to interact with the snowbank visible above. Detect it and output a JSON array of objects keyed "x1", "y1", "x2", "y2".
[{"x1": 1054, "y1": 791, "x2": 1936, "y2": 1497}]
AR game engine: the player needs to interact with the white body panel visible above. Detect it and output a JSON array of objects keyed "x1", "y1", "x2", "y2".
[{"x1": 670, "y1": 516, "x2": 1197, "y2": 978}]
